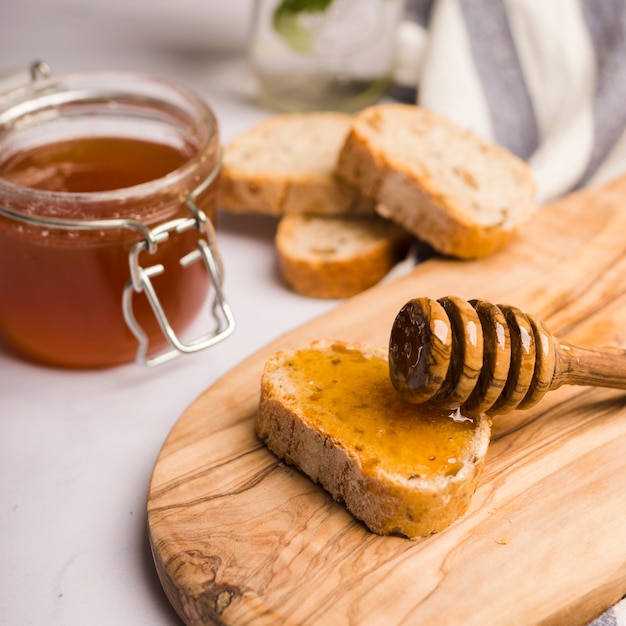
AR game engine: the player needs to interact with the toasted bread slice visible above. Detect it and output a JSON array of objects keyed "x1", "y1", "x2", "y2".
[
  {"x1": 336, "y1": 103, "x2": 537, "y2": 259},
  {"x1": 275, "y1": 214, "x2": 413, "y2": 298},
  {"x1": 256, "y1": 340, "x2": 492, "y2": 538},
  {"x1": 220, "y1": 112, "x2": 375, "y2": 216}
]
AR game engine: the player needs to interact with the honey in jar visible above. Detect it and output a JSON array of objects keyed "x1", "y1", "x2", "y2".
[{"x1": 0, "y1": 71, "x2": 231, "y2": 368}]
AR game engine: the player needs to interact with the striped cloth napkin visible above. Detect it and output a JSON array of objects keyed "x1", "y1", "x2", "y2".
[
  {"x1": 394, "y1": 1, "x2": 626, "y2": 623},
  {"x1": 395, "y1": 0, "x2": 626, "y2": 204}
]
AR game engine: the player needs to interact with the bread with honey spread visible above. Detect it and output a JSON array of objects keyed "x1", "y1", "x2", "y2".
[
  {"x1": 256, "y1": 340, "x2": 492, "y2": 538},
  {"x1": 220, "y1": 112, "x2": 375, "y2": 216},
  {"x1": 275, "y1": 213, "x2": 413, "y2": 299},
  {"x1": 336, "y1": 103, "x2": 537, "y2": 259}
]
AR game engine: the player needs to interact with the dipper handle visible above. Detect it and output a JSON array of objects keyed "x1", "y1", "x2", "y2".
[{"x1": 389, "y1": 296, "x2": 626, "y2": 416}]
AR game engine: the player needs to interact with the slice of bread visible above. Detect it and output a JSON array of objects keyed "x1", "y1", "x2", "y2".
[
  {"x1": 336, "y1": 103, "x2": 537, "y2": 259},
  {"x1": 256, "y1": 340, "x2": 492, "y2": 538},
  {"x1": 275, "y1": 214, "x2": 413, "y2": 298},
  {"x1": 220, "y1": 112, "x2": 375, "y2": 216}
]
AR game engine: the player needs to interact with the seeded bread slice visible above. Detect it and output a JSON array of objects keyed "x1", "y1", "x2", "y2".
[
  {"x1": 256, "y1": 340, "x2": 492, "y2": 538},
  {"x1": 220, "y1": 112, "x2": 375, "y2": 216},
  {"x1": 336, "y1": 104, "x2": 537, "y2": 259},
  {"x1": 275, "y1": 214, "x2": 412, "y2": 299}
]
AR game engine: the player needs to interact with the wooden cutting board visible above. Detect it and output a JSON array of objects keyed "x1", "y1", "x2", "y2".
[{"x1": 147, "y1": 177, "x2": 626, "y2": 626}]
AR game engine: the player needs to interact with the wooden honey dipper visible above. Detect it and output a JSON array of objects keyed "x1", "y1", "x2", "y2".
[{"x1": 389, "y1": 296, "x2": 626, "y2": 416}]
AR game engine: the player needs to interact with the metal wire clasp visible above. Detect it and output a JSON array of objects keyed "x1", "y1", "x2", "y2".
[{"x1": 123, "y1": 194, "x2": 235, "y2": 367}]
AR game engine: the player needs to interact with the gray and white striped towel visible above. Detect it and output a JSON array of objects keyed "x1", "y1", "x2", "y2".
[
  {"x1": 396, "y1": 0, "x2": 626, "y2": 203},
  {"x1": 395, "y1": 1, "x2": 626, "y2": 623}
]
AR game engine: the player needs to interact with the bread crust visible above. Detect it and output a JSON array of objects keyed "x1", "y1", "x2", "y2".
[
  {"x1": 275, "y1": 214, "x2": 412, "y2": 298},
  {"x1": 256, "y1": 340, "x2": 492, "y2": 538},
  {"x1": 337, "y1": 104, "x2": 537, "y2": 259}
]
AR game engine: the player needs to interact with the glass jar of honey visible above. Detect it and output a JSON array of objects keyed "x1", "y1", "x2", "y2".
[{"x1": 0, "y1": 65, "x2": 234, "y2": 368}]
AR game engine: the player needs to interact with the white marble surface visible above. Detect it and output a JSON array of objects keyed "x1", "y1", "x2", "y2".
[{"x1": 1, "y1": 2, "x2": 341, "y2": 624}]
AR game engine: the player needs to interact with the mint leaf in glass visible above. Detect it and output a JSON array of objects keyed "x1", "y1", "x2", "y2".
[{"x1": 272, "y1": 0, "x2": 334, "y2": 52}]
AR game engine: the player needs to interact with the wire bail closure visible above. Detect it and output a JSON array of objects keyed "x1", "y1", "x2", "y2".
[{"x1": 123, "y1": 186, "x2": 236, "y2": 367}]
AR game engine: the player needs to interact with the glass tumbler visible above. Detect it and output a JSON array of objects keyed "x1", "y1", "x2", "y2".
[{"x1": 249, "y1": 0, "x2": 406, "y2": 112}]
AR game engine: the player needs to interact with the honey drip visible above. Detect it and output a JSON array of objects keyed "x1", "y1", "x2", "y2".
[{"x1": 282, "y1": 343, "x2": 480, "y2": 480}]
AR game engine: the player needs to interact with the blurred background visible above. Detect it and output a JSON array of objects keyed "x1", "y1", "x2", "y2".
[
  {"x1": 2, "y1": 0, "x2": 253, "y2": 67},
  {"x1": 1, "y1": 0, "x2": 420, "y2": 139},
  {"x1": 1, "y1": 0, "x2": 284, "y2": 156}
]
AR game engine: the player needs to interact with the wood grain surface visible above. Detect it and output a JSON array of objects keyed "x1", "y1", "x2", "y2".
[{"x1": 147, "y1": 177, "x2": 626, "y2": 626}]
